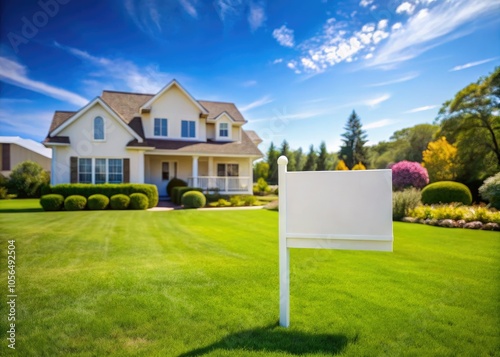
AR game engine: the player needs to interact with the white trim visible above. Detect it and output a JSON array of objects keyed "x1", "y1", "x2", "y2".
[
  {"x1": 140, "y1": 80, "x2": 208, "y2": 114},
  {"x1": 278, "y1": 156, "x2": 289, "y2": 328},
  {"x1": 144, "y1": 151, "x2": 262, "y2": 159},
  {"x1": 43, "y1": 142, "x2": 70, "y2": 147},
  {"x1": 50, "y1": 97, "x2": 143, "y2": 143},
  {"x1": 153, "y1": 117, "x2": 169, "y2": 138},
  {"x1": 77, "y1": 157, "x2": 124, "y2": 184}
]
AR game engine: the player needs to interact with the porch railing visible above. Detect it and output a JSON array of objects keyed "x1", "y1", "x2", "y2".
[{"x1": 187, "y1": 176, "x2": 251, "y2": 193}]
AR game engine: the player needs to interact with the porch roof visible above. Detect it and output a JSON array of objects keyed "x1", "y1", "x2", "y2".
[{"x1": 127, "y1": 130, "x2": 262, "y2": 157}]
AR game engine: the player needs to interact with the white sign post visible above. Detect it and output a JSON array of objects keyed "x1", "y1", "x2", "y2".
[{"x1": 278, "y1": 156, "x2": 393, "y2": 327}]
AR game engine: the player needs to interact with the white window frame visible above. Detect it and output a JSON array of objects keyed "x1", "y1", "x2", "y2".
[
  {"x1": 181, "y1": 120, "x2": 196, "y2": 139},
  {"x1": 78, "y1": 158, "x2": 124, "y2": 184},
  {"x1": 93, "y1": 116, "x2": 105, "y2": 141},
  {"x1": 161, "y1": 161, "x2": 178, "y2": 181},
  {"x1": 154, "y1": 118, "x2": 168, "y2": 138},
  {"x1": 219, "y1": 122, "x2": 229, "y2": 138},
  {"x1": 217, "y1": 163, "x2": 239, "y2": 177}
]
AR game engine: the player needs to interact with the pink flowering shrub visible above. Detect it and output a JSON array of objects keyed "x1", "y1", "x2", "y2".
[{"x1": 391, "y1": 161, "x2": 429, "y2": 191}]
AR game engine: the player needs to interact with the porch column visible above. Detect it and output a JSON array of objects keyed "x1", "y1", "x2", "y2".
[
  {"x1": 208, "y1": 157, "x2": 214, "y2": 176},
  {"x1": 51, "y1": 148, "x2": 57, "y2": 185},
  {"x1": 248, "y1": 157, "x2": 253, "y2": 194},
  {"x1": 137, "y1": 152, "x2": 145, "y2": 183},
  {"x1": 192, "y1": 156, "x2": 199, "y2": 187}
]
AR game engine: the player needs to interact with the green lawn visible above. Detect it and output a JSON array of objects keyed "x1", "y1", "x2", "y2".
[{"x1": 0, "y1": 200, "x2": 499, "y2": 356}]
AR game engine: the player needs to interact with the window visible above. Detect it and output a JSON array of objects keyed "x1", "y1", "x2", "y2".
[
  {"x1": 78, "y1": 158, "x2": 123, "y2": 184},
  {"x1": 162, "y1": 162, "x2": 178, "y2": 180},
  {"x1": 95, "y1": 159, "x2": 106, "y2": 184},
  {"x1": 79, "y1": 158, "x2": 92, "y2": 183},
  {"x1": 217, "y1": 163, "x2": 239, "y2": 177},
  {"x1": 181, "y1": 120, "x2": 196, "y2": 138},
  {"x1": 94, "y1": 116, "x2": 104, "y2": 140},
  {"x1": 108, "y1": 159, "x2": 123, "y2": 183},
  {"x1": 219, "y1": 123, "x2": 229, "y2": 137},
  {"x1": 154, "y1": 118, "x2": 168, "y2": 137}
]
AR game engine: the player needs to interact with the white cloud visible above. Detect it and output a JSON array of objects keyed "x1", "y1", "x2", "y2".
[
  {"x1": 364, "y1": 119, "x2": 397, "y2": 130},
  {"x1": 248, "y1": 2, "x2": 266, "y2": 31},
  {"x1": 56, "y1": 43, "x2": 171, "y2": 94},
  {"x1": 242, "y1": 80, "x2": 257, "y2": 87},
  {"x1": 378, "y1": 19, "x2": 388, "y2": 30},
  {"x1": 240, "y1": 95, "x2": 274, "y2": 111},
  {"x1": 359, "y1": 0, "x2": 374, "y2": 7},
  {"x1": 0, "y1": 57, "x2": 88, "y2": 107},
  {"x1": 273, "y1": 58, "x2": 283, "y2": 64},
  {"x1": 405, "y1": 105, "x2": 438, "y2": 113},
  {"x1": 450, "y1": 57, "x2": 498, "y2": 71},
  {"x1": 367, "y1": 72, "x2": 419, "y2": 87},
  {"x1": 396, "y1": 2, "x2": 416, "y2": 15},
  {"x1": 370, "y1": 0, "x2": 500, "y2": 68},
  {"x1": 364, "y1": 94, "x2": 391, "y2": 107},
  {"x1": 273, "y1": 25, "x2": 295, "y2": 47},
  {"x1": 179, "y1": 0, "x2": 198, "y2": 18},
  {"x1": 391, "y1": 22, "x2": 403, "y2": 31}
]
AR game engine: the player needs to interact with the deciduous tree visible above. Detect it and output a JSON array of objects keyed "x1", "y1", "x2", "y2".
[{"x1": 422, "y1": 137, "x2": 459, "y2": 182}]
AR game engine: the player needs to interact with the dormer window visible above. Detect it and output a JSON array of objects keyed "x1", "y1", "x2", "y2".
[
  {"x1": 94, "y1": 116, "x2": 104, "y2": 140},
  {"x1": 219, "y1": 123, "x2": 229, "y2": 137}
]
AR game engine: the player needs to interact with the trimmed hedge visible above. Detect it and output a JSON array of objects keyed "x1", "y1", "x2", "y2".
[
  {"x1": 421, "y1": 181, "x2": 472, "y2": 205},
  {"x1": 40, "y1": 194, "x2": 65, "y2": 211},
  {"x1": 64, "y1": 195, "x2": 87, "y2": 211},
  {"x1": 167, "y1": 178, "x2": 187, "y2": 198},
  {"x1": 44, "y1": 184, "x2": 158, "y2": 208},
  {"x1": 87, "y1": 194, "x2": 109, "y2": 210},
  {"x1": 129, "y1": 193, "x2": 149, "y2": 210},
  {"x1": 172, "y1": 187, "x2": 203, "y2": 205},
  {"x1": 110, "y1": 194, "x2": 130, "y2": 210},
  {"x1": 182, "y1": 191, "x2": 206, "y2": 208}
]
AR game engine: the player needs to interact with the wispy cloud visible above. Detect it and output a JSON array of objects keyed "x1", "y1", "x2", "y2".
[
  {"x1": 55, "y1": 42, "x2": 172, "y2": 94},
  {"x1": 370, "y1": 0, "x2": 500, "y2": 67},
  {"x1": 364, "y1": 119, "x2": 397, "y2": 130},
  {"x1": 0, "y1": 57, "x2": 88, "y2": 107},
  {"x1": 249, "y1": 109, "x2": 325, "y2": 123},
  {"x1": 241, "y1": 80, "x2": 257, "y2": 87},
  {"x1": 0, "y1": 108, "x2": 54, "y2": 139},
  {"x1": 405, "y1": 105, "x2": 438, "y2": 113},
  {"x1": 364, "y1": 94, "x2": 391, "y2": 107},
  {"x1": 213, "y1": 0, "x2": 266, "y2": 31},
  {"x1": 359, "y1": 0, "x2": 373, "y2": 7},
  {"x1": 248, "y1": 1, "x2": 266, "y2": 31},
  {"x1": 240, "y1": 95, "x2": 273, "y2": 111},
  {"x1": 367, "y1": 72, "x2": 419, "y2": 87},
  {"x1": 450, "y1": 57, "x2": 498, "y2": 72},
  {"x1": 272, "y1": 25, "x2": 295, "y2": 47},
  {"x1": 180, "y1": 0, "x2": 198, "y2": 18},
  {"x1": 272, "y1": 58, "x2": 283, "y2": 64}
]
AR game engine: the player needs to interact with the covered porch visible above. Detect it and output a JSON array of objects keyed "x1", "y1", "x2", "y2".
[{"x1": 145, "y1": 153, "x2": 254, "y2": 197}]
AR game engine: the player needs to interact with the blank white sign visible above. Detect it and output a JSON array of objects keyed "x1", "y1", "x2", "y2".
[{"x1": 285, "y1": 170, "x2": 393, "y2": 251}]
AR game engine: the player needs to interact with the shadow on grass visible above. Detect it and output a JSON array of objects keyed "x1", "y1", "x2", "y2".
[
  {"x1": 0, "y1": 208, "x2": 44, "y2": 213},
  {"x1": 178, "y1": 322, "x2": 350, "y2": 356}
]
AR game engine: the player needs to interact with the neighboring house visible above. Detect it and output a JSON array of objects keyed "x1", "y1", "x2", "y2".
[
  {"x1": 0, "y1": 136, "x2": 52, "y2": 176},
  {"x1": 44, "y1": 80, "x2": 263, "y2": 196}
]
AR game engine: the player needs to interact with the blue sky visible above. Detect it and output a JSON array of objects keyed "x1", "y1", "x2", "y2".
[{"x1": 1, "y1": 0, "x2": 499, "y2": 153}]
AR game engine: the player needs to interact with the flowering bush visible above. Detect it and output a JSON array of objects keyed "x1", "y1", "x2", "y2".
[
  {"x1": 391, "y1": 161, "x2": 429, "y2": 191},
  {"x1": 479, "y1": 172, "x2": 500, "y2": 209}
]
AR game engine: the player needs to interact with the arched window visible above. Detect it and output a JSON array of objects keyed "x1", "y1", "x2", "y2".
[{"x1": 94, "y1": 116, "x2": 104, "y2": 140}]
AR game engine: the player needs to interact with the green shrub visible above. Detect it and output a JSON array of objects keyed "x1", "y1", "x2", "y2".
[
  {"x1": 129, "y1": 193, "x2": 149, "y2": 210},
  {"x1": 172, "y1": 187, "x2": 203, "y2": 205},
  {"x1": 421, "y1": 181, "x2": 472, "y2": 205},
  {"x1": 40, "y1": 194, "x2": 65, "y2": 211},
  {"x1": 45, "y1": 184, "x2": 158, "y2": 208},
  {"x1": 9, "y1": 161, "x2": 50, "y2": 198},
  {"x1": 392, "y1": 188, "x2": 421, "y2": 221},
  {"x1": 0, "y1": 187, "x2": 7, "y2": 199},
  {"x1": 243, "y1": 195, "x2": 257, "y2": 206},
  {"x1": 253, "y1": 177, "x2": 271, "y2": 196},
  {"x1": 64, "y1": 195, "x2": 87, "y2": 211},
  {"x1": 110, "y1": 194, "x2": 130, "y2": 210},
  {"x1": 182, "y1": 191, "x2": 206, "y2": 208},
  {"x1": 87, "y1": 194, "x2": 109, "y2": 210},
  {"x1": 479, "y1": 173, "x2": 500, "y2": 209},
  {"x1": 230, "y1": 196, "x2": 243, "y2": 207},
  {"x1": 217, "y1": 198, "x2": 232, "y2": 207},
  {"x1": 167, "y1": 178, "x2": 187, "y2": 198}
]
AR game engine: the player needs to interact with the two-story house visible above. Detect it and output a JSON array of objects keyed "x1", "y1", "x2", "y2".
[{"x1": 44, "y1": 80, "x2": 263, "y2": 196}]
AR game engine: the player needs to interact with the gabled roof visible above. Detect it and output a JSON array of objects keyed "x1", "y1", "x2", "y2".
[
  {"x1": 198, "y1": 101, "x2": 246, "y2": 123},
  {"x1": 0, "y1": 136, "x2": 52, "y2": 158},
  {"x1": 245, "y1": 130, "x2": 263, "y2": 145},
  {"x1": 140, "y1": 80, "x2": 209, "y2": 114},
  {"x1": 101, "y1": 90, "x2": 152, "y2": 123},
  {"x1": 49, "y1": 97, "x2": 143, "y2": 142}
]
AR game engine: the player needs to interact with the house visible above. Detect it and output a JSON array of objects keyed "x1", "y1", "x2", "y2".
[
  {"x1": 44, "y1": 80, "x2": 263, "y2": 197},
  {"x1": 1, "y1": 136, "x2": 52, "y2": 176}
]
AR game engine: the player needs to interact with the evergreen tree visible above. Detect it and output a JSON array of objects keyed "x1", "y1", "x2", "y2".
[
  {"x1": 317, "y1": 141, "x2": 330, "y2": 171},
  {"x1": 339, "y1": 110, "x2": 368, "y2": 169},
  {"x1": 294, "y1": 147, "x2": 305, "y2": 171},
  {"x1": 279, "y1": 140, "x2": 296, "y2": 171},
  {"x1": 266, "y1": 142, "x2": 280, "y2": 184},
  {"x1": 303, "y1": 145, "x2": 317, "y2": 171}
]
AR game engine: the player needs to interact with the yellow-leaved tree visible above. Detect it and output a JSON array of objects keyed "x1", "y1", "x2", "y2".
[
  {"x1": 422, "y1": 137, "x2": 459, "y2": 182},
  {"x1": 336, "y1": 160, "x2": 349, "y2": 170},
  {"x1": 352, "y1": 162, "x2": 366, "y2": 170}
]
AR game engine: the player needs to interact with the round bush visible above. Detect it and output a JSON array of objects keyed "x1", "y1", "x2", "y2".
[
  {"x1": 182, "y1": 191, "x2": 206, "y2": 209},
  {"x1": 421, "y1": 181, "x2": 472, "y2": 205},
  {"x1": 87, "y1": 194, "x2": 109, "y2": 210},
  {"x1": 129, "y1": 193, "x2": 149, "y2": 210},
  {"x1": 166, "y1": 178, "x2": 187, "y2": 198},
  {"x1": 479, "y1": 172, "x2": 500, "y2": 209},
  {"x1": 110, "y1": 194, "x2": 130, "y2": 210},
  {"x1": 392, "y1": 161, "x2": 429, "y2": 191},
  {"x1": 64, "y1": 195, "x2": 87, "y2": 211},
  {"x1": 40, "y1": 194, "x2": 64, "y2": 211}
]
